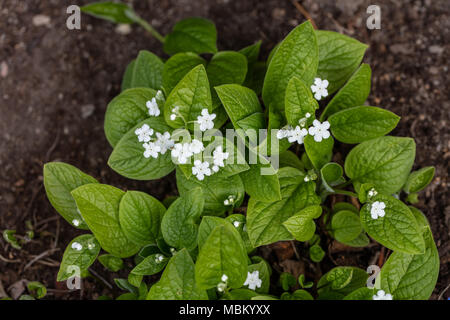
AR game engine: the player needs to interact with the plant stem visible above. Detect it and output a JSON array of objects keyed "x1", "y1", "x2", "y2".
[
  {"x1": 333, "y1": 189, "x2": 358, "y2": 198},
  {"x1": 128, "y1": 11, "x2": 165, "y2": 43}
]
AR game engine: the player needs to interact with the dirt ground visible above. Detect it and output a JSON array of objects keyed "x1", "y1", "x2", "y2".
[{"x1": 0, "y1": 0, "x2": 448, "y2": 300}]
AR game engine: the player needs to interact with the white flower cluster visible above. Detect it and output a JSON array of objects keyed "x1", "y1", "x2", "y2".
[
  {"x1": 171, "y1": 139, "x2": 204, "y2": 164},
  {"x1": 244, "y1": 271, "x2": 262, "y2": 291},
  {"x1": 373, "y1": 290, "x2": 393, "y2": 300},
  {"x1": 154, "y1": 254, "x2": 165, "y2": 264},
  {"x1": 71, "y1": 242, "x2": 83, "y2": 251},
  {"x1": 217, "y1": 274, "x2": 228, "y2": 292},
  {"x1": 135, "y1": 124, "x2": 175, "y2": 160},
  {"x1": 277, "y1": 113, "x2": 331, "y2": 145},
  {"x1": 370, "y1": 201, "x2": 386, "y2": 219},
  {"x1": 224, "y1": 195, "x2": 236, "y2": 206},
  {"x1": 169, "y1": 107, "x2": 216, "y2": 132},
  {"x1": 311, "y1": 78, "x2": 329, "y2": 100},
  {"x1": 367, "y1": 188, "x2": 378, "y2": 199},
  {"x1": 197, "y1": 108, "x2": 216, "y2": 131}
]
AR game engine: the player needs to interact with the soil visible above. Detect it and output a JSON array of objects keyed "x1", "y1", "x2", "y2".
[{"x1": 0, "y1": 0, "x2": 448, "y2": 300}]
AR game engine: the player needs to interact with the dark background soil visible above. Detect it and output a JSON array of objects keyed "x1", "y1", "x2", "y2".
[{"x1": 0, "y1": 0, "x2": 448, "y2": 300}]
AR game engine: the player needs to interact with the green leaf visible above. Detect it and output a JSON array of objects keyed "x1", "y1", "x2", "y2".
[
  {"x1": 71, "y1": 184, "x2": 140, "y2": 258},
  {"x1": 320, "y1": 162, "x2": 345, "y2": 192},
  {"x1": 207, "y1": 51, "x2": 248, "y2": 106},
  {"x1": 115, "y1": 278, "x2": 139, "y2": 295},
  {"x1": 378, "y1": 209, "x2": 439, "y2": 299},
  {"x1": 129, "y1": 50, "x2": 163, "y2": 90},
  {"x1": 247, "y1": 167, "x2": 321, "y2": 247},
  {"x1": 329, "y1": 106, "x2": 400, "y2": 144},
  {"x1": 279, "y1": 150, "x2": 304, "y2": 171},
  {"x1": 282, "y1": 290, "x2": 314, "y2": 300},
  {"x1": 360, "y1": 194, "x2": 425, "y2": 254},
  {"x1": 121, "y1": 59, "x2": 136, "y2": 91},
  {"x1": 147, "y1": 249, "x2": 208, "y2": 300},
  {"x1": 131, "y1": 253, "x2": 168, "y2": 276},
  {"x1": 195, "y1": 223, "x2": 248, "y2": 289},
  {"x1": 164, "y1": 64, "x2": 212, "y2": 129},
  {"x1": 344, "y1": 136, "x2": 416, "y2": 194},
  {"x1": 215, "y1": 84, "x2": 265, "y2": 132},
  {"x1": 245, "y1": 261, "x2": 270, "y2": 294},
  {"x1": 3, "y1": 230, "x2": 21, "y2": 250},
  {"x1": 310, "y1": 244, "x2": 325, "y2": 262},
  {"x1": 321, "y1": 64, "x2": 371, "y2": 120},
  {"x1": 403, "y1": 166, "x2": 435, "y2": 194},
  {"x1": 43, "y1": 162, "x2": 98, "y2": 230},
  {"x1": 239, "y1": 41, "x2": 261, "y2": 63},
  {"x1": 119, "y1": 191, "x2": 166, "y2": 246},
  {"x1": 81, "y1": 2, "x2": 135, "y2": 24},
  {"x1": 57, "y1": 234, "x2": 100, "y2": 281},
  {"x1": 262, "y1": 21, "x2": 318, "y2": 113},
  {"x1": 163, "y1": 17, "x2": 217, "y2": 55},
  {"x1": 162, "y1": 53, "x2": 206, "y2": 94},
  {"x1": 161, "y1": 188, "x2": 204, "y2": 250},
  {"x1": 108, "y1": 119, "x2": 175, "y2": 180},
  {"x1": 304, "y1": 135, "x2": 334, "y2": 170},
  {"x1": 316, "y1": 31, "x2": 368, "y2": 95},
  {"x1": 317, "y1": 267, "x2": 368, "y2": 300},
  {"x1": 340, "y1": 232, "x2": 370, "y2": 248},
  {"x1": 279, "y1": 272, "x2": 297, "y2": 291},
  {"x1": 239, "y1": 156, "x2": 281, "y2": 202},
  {"x1": 104, "y1": 88, "x2": 157, "y2": 147},
  {"x1": 331, "y1": 210, "x2": 362, "y2": 243},
  {"x1": 176, "y1": 169, "x2": 245, "y2": 216},
  {"x1": 225, "y1": 214, "x2": 255, "y2": 254},
  {"x1": 285, "y1": 77, "x2": 319, "y2": 127},
  {"x1": 27, "y1": 282, "x2": 47, "y2": 299},
  {"x1": 283, "y1": 205, "x2": 322, "y2": 242},
  {"x1": 223, "y1": 289, "x2": 259, "y2": 300},
  {"x1": 343, "y1": 287, "x2": 374, "y2": 300},
  {"x1": 98, "y1": 254, "x2": 124, "y2": 272}
]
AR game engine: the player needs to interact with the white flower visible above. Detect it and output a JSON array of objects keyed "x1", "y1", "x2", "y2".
[
  {"x1": 217, "y1": 282, "x2": 227, "y2": 292},
  {"x1": 212, "y1": 146, "x2": 229, "y2": 171},
  {"x1": 308, "y1": 120, "x2": 330, "y2": 142},
  {"x1": 311, "y1": 77, "x2": 329, "y2": 100},
  {"x1": 71, "y1": 242, "x2": 83, "y2": 251},
  {"x1": 197, "y1": 108, "x2": 216, "y2": 131},
  {"x1": 373, "y1": 290, "x2": 393, "y2": 300},
  {"x1": 170, "y1": 106, "x2": 179, "y2": 121},
  {"x1": 143, "y1": 142, "x2": 161, "y2": 159},
  {"x1": 233, "y1": 221, "x2": 240, "y2": 228},
  {"x1": 370, "y1": 201, "x2": 386, "y2": 219},
  {"x1": 305, "y1": 112, "x2": 311, "y2": 118},
  {"x1": 244, "y1": 271, "x2": 262, "y2": 291},
  {"x1": 288, "y1": 126, "x2": 308, "y2": 144},
  {"x1": 276, "y1": 129, "x2": 289, "y2": 140},
  {"x1": 72, "y1": 219, "x2": 80, "y2": 227},
  {"x1": 155, "y1": 90, "x2": 165, "y2": 102},
  {"x1": 135, "y1": 124, "x2": 154, "y2": 142},
  {"x1": 146, "y1": 98, "x2": 160, "y2": 117},
  {"x1": 192, "y1": 160, "x2": 212, "y2": 181},
  {"x1": 87, "y1": 242, "x2": 95, "y2": 250},
  {"x1": 221, "y1": 274, "x2": 228, "y2": 282},
  {"x1": 155, "y1": 254, "x2": 164, "y2": 263},
  {"x1": 155, "y1": 132, "x2": 174, "y2": 154},
  {"x1": 171, "y1": 143, "x2": 193, "y2": 164},
  {"x1": 368, "y1": 188, "x2": 378, "y2": 198},
  {"x1": 189, "y1": 139, "x2": 204, "y2": 154},
  {"x1": 224, "y1": 199, "x2": 230, "y2": 205}
]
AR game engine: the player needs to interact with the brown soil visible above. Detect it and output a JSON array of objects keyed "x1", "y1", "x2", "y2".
[{"x1": 0, "y1": 0, "x2": 448, "y2": 300}]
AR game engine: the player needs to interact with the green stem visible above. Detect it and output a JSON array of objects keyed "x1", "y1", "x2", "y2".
[
  {"x1": 335, "y1": 179, "x2": 353, "y2": 189},
  {"x1": 333, "y1": 189, "x2": 358, "y2": 198},
  {"x1": 129, "y1": 12, "x2": 165, "y2": 43}
]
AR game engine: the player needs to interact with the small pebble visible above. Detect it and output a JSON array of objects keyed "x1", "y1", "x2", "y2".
[
  {"x1": 1, "y1": 61, "x2": 8, "y2": 78},
  {"x1": 32, "y1": 14, "x2": 51, "y2": 27}
]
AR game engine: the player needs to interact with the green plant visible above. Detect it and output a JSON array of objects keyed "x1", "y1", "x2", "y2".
[{"x1": 42, "y1": 2, "x2": 439, "y2": 300}]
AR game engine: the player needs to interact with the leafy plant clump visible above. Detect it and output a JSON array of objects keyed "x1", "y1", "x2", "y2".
[{"x1": 42, "y1": 2, "x2": 439, "y2": 300}]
